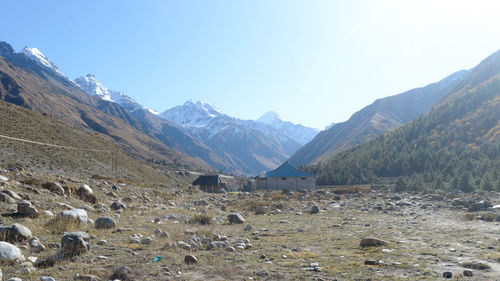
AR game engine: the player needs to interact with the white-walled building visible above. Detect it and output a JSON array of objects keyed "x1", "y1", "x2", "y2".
[{"x1": 257, "y1": 161, "x2": 316, "y2": 190}]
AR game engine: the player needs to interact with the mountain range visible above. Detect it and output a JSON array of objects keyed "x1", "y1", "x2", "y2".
[
  {"x1": 0, "y1": 41, "x2": 216, "y2": 172},
  {"x1": 289, "y1": 69, "x2": 468, "y2": 166},
  {"x1": 0, "y1": 41, "x2": 320, "y2": 175},
  {"x1": 305, "y1": 49, "x2": 500, "y2": 191},
  {"x1": 2, "y1": 39, "x2": 497, "y2": 186}
]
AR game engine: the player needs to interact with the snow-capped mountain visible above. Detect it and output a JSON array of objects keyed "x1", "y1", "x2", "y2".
[
  {"x1": 21, "y1": 46, "x2": 65, "y2": 77},
  {"x1": 0, "y1": 43, "x2": 76, "y2": 87},
  {"x1": 74, "y1": 74, "x2": 158, "y2": 114},
  {"x1": 159, "y1": 101, "x2": 303, "y2": 174},
  {"x1": 159, "y1": 100, "x2": 225, "y2": 129},
  {"x1": 257, "y1": 111, "x2": 320, "y2": 145}
]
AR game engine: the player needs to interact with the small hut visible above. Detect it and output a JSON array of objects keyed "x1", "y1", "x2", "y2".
[
  {"x1": 256, "y1": 161, "x2": 316, "y2": 190},
  {"x1": 192, "y1": 175, "x2": 226, "y2": 193}
]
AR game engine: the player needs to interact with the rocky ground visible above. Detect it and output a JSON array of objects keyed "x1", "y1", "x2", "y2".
[{"x1": 0, "y1": 168, "x2": 499, "y2": 281}]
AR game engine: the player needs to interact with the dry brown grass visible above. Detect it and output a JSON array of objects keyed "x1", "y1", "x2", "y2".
[
  {"x1": 45, "y1": 216, "x2": 82, "y2": 235},
  {"x1": 328, "y1": 185, "x2": 372, "y2": 194}
]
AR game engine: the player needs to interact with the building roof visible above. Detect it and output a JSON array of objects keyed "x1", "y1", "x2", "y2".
[
  {"x1": 263, "y1": 161, "x2": 315, "y2": 178},
  {"x1": 192, "y1": 175, "x2": 226, "y2": 186}
]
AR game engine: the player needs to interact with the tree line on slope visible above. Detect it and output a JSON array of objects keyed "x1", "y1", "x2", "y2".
[{"x1": 304, "y1": 78, "x2": 500, "y2": 192}]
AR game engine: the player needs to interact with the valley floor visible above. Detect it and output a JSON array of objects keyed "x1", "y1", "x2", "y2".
[{"x1": 0, "y1": 168, "x2": 499, "y2": 280}]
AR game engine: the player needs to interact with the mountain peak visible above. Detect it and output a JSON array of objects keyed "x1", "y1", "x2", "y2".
[
  {"x1": 181, "y1": 100, "x2": 223, "y2": 117},
  {"x1": 21, "y1": 45, "x2": 64, "y2": 77},
  {"x1": 258, "y1": 111, "x2": 281, "y2": 124},
  {"x1": 0, "y1": 41, "x2": 14, "y2": 55},
  {"x1": 74, "y1": 74, "x2": 148, "y2": 113}
]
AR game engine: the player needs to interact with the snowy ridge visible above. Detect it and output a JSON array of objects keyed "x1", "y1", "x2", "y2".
[
  {"x1": 21, "y1": 46, "x2": 64, "y2": 77},
  {"x1": 159, "y1": 100, "x2": 225, "y2": 130},
  {"x1": 74, "y1": 74, "x2": 157, "y2": 113}
]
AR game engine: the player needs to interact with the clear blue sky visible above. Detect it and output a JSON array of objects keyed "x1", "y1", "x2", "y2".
[{"x1": 2, "y1": 0, "x2": 500, "y2": 129}]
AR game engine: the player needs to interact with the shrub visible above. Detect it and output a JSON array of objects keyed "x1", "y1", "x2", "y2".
[{"x1": 191, "y1": 214, "x2": 213, "y2": 225}]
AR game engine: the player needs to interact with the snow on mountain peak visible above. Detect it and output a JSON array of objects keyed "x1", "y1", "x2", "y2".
[
  {"x1": 74, "y1": 74, "x2": 155, "y2": 113},
  {"x1": 258, "y1": 111, "x2": 281, "y2": 125},
  {"x1": 159, "y1": 100, "x2": 228, "y2": 131},
  {"x1": 21, "y1": 46, "x2": 63, "y2": 75}
]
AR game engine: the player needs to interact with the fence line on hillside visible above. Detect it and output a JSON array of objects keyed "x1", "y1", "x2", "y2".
[
  {"x1": 0, "y1": 133, "x2": 118, "y2": 175},
  {"x1": 0, "y1": 133, "x2": 113, "y2": 152}
]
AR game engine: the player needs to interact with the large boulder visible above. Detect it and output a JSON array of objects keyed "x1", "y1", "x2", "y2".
[
  {"x1": 0, "y1": 223, "x2": 32, "y2": 243},
  {"x1": 0, "y1": 193, "x2": 17, "y2": 203},
  {"x1": 42, "y1": 181, "x2": 65, "y2": 196},
  {"x1": 360, "y1": 237, "x2": 387, "y2": 247},
  {"x1": 17, "y1": 200, "x2": 40, "y2": 218},
  {"x1": 227, "y1": 213, "x2": 246, "y2": 224},
  {"x1": 28, "y1": 237, "x2": 46, "y2": 253},
  {"x1": 77, "y1": 185, "x2": 97, "y2": 204},
  {"x1": 59, "y1": 209, "x2": 88, "y2": 224},
  {"x1": 469, "y1": 200, "x2": 492, "y2": 212},
  {"x1": 110, "y1": 201, "x2": 126, "y2": 211},
  {"x1": 0, "y1": 241, "x2": 25, "y2": 262},
  {"x1": 95, "y1": 217, "x2": 116, "y2": 229},
  {"x1": 255, "y1": 206, "x2": 269, "y2": 215},
  {"x1": 61, "y1": 232, "x2": 90, "y2": 257},
  {"x1": 2, "y1": 190, "x2": 22, "y2": 200}
]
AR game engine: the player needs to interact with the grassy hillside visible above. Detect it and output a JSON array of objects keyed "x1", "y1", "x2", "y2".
[
  {"x1": 306, "y1": 51, "x2": 500, "y2": 192},
  {"x1": 0, "y1": 100, "x2": 174, "y2": 183}
]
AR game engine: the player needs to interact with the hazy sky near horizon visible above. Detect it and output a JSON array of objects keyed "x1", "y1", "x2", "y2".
[{"x1": 2, "y1": 0, "x2": 500, "y2": 129}]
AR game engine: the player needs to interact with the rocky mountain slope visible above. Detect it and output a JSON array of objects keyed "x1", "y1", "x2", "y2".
[
  {"x1": 0, "y1": 41, "x2": 210, "y2": 171},
  {"x1": 73, "y1": 75, "x2": 233, "y2": 173},
  {"x1": 306, "y1": 49, "x2": 500, "y2": 190},
  {"x1": 160, "y1": 101, "x2": 304, "y2": 175},
  {"x1": 289, "y1": 69, "x2": 468, "y2": 166}
]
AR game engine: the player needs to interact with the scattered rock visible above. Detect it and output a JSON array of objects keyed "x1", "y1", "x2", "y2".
[
  {"x1": 42, "y1": 181, "x2": 65, "y2": 196},
  {"x1": 442, "y1": 271, "x2": 452, "y2": 278},
  {"x1": 59, "y1": 209, "x2": 89, "y2": 224},
  {"x1": 310, "y1": 205, "x2": 320, "y2": 214},
  {"x1": 77, "y1": 184, "x2": 97, "y2": 204},
  {"x1": 469, "y1": 200, "x2": 492, "y2": 212},
  {"x1": 61, "y1": 232, "x2": 90, "y2": 257},
  {"x1": 255, "y1": 206, "x2": 269, "y2": 215},
  {"x1": 360, "y1": 237, "x2": 387, "y2": 247},
  {"x1": 17, "y1": 200, "x2": 40, "y2": 217},
  {"x1": 110, "y1": 266, "x2": 134, "y2": 281},
  {"x1": 244, "y1": 224, "x2": 253, "y2": 231},
  {"x1": 0, "y1": 241, "x2": 25, "y2": 262},
  {"x1": 0, "y1": 193, "x2": 17, "y2": 203},
  {"x1": 142, "y1": 237, "x2": 153, "y2": 245},
  {"x1": 110, "y1": 201, "x2": 126, "y2": 211},
  {"x1": 184, "y1": 254, "x2": 198, "y2": 264},
  {"x1": 40, "y1": 277, "x2": 56, "y2": 281},
  {"x1": 29, "y1": 237, "x2": 46, "y2": 252},
  {"x1": 227, "y1": 213, "x2": 246, "y2": 224},
  {"x1": 0, "y1": 223, "x2": 32, "y2": 243},
  {"x1": 463, "y1": 269, "x2": 473, "y2": 277},
  {"x1": 95, "y1": 216, "x2": 116, "y2": 229},
  {"x1": 364, "y1": 259, "x2": 380, "y2": 265},
  {"x1": 73, "y1": 274, "x2": 101, "y2": 281},
  {"x1": 2, "y1": 190, "x2": 22, "y2": 200}
]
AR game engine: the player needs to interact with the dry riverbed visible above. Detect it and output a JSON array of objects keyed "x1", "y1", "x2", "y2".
[{"x1": 0, "y1": 169, "x2": 499, "y2": 280}]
